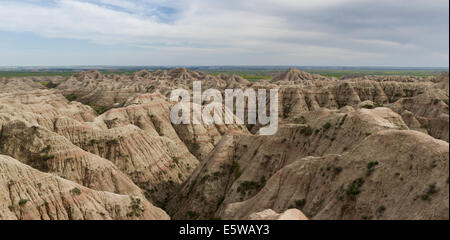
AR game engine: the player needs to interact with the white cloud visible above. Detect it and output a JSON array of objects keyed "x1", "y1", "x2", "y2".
[{"x1": 0, "y1": 0, "x2": 447, "y2": 66}]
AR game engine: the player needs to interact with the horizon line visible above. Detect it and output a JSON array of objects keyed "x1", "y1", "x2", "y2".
[{"x1": 0, "y1": 65, "x2": 448, "y2": 69}]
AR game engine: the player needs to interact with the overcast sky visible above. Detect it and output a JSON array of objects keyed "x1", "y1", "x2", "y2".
[{"x1": 0, "y1": 0, "x2": 448, "y2": 67}]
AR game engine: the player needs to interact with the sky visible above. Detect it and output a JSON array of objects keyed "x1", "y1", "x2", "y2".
[{"x1": 0, "y1": 0, "x2": 448, "y2": 67}]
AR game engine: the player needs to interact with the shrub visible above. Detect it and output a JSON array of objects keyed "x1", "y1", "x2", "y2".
[
  {"x1": 339, "y1": 114, "x2": 348, "y2": 127},
  {"x1": 427, "y1": 183, "x2": 438, "y2": 195},
  {"x1": 187, "y1": 211, "x2": 199, "y2": 219},
  {"x1": 366, "y1": 161, "x2": 379, "y2": 176},
  {"x1": 294, "y1": 199, "x2": 306, "y2": 209},
  {"x1": 237, "y1": 181, "x2": 260, "y2": 194},
  {"x1": 420, "y1": 194, "x2": 431, "y2": 201},
  {"x1": 18, "y1": 199, "x2": 29, "y2": 206},
  {"x1": 127, "y1": 197, "x2": 145, "y2": 217},
  {"x1": 106, "y1": 139, "x2": 119, "y2": 145},
  {"x1": 41, "y1": 154, "x2": 55, "y2": 161},
  {"x1": 419, "y1": 183, "x2": 438, "y2": 201},
  {"x1": 89, "y1": 139, "x2": 100, "y2": 146},
  {"x1": 71, "y1": 187, "x2": 82, "y2": 195},
  {"x1": 41, "y1": 145, "x2": 51, "y2": 153},
  {"x1": 65, "y1": 94, "x2": 77, "y2": 101},
  {"x1": 361, "y1": 104, "x2": 375, "y2": 109},
  {"x1": 89, "y1": 104, "x2": 108, "y2": 115},
  {"x1": 192, "y1": 141, "x2": 200, "y2": 152},
  {"x1": 230, "y1": 162, "x2": 242, "y2": 179},
  {"x1": 200, "y1": 174, "x2": 210, "y2": 183},
  {"x1": 346, "y1": 178, "x2": 365, "y2": 200},
  {"x1": 323, "y1": 122, "x2": 332, "y2": 130},
  {"x1": 237, "y1": 177, "x2": 266, "y2": 196},
  {"x1": 377, "y1": 205, "x2": 386, "y2": 216},
  {"x1": 300, "y1": 125, "x2": 313, "y2": 136},
  {"x1": 333, "y1": 166, "x2": 343, "y2": 175}
]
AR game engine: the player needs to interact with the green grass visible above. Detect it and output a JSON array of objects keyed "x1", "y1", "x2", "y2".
[
  {"x1": 206, "y1": 70, "x2": 273, "y2": 82},
  {"x1": 0, "y1": 69, "x2": 444, "y2": 81},
  {"x1": 304, "y1": 70, "x2": 443, "y2": 78},
  {"x1": 0, "y1": 70, "x2": 135, "y2": 78},
  {"x1": 241, "y1": 75, "x2": 272, "y2": 82},
  {"x1": 202, "y1": 69, "x2": 444, "y2": 81},
  {"x1": 0, "y1": 71, "x2": 76, "y2": 78}
]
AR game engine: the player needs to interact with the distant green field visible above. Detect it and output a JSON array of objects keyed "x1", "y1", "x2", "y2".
[
  {"x1": 0, "y1": 71, "x2": 76, "y2": 78},
  {"x1": 205, "y1": 69, "x2": 444, "y2": 81},
  {"x1": 0, "y1": 69, "x2": 445, "y2": 81},
  {"x1": 205, "y1": 70, "x2": 276, "y2": 82},
  {"x1": 303, "y1": 69, "x2": 445, "y2": 78},
  {"x1": 0, "y1": 70, "x2": 135, "y2": 78}
]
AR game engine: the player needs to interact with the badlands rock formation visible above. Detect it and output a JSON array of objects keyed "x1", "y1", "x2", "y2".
[
  {"x1": 220, "y1": 130, "x2": 448, "y2": 220},
  {"x1": 249, "y1": 209, "x2": 308, "y2": 220},
  {"x1": 0, "y1": 68, "x2": 448, "y2": 220},
  {"x1": 0, "y1": 154, "x2": 169, "y2": 220}
]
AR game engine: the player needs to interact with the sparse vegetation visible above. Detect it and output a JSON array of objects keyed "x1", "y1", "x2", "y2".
[
  {"x1": 323, "y1": 122, "x2": 332, "y2": 130},
  {"x1": 294, "y1": 199, "x2": 306, "y2": 209},
  {"x1": 300, "y1": 125, "x2": 314, "y2": 136},
  {"x1": 366, "y1": 161, "x2": 379, "y2": 176},
  {"x1": 88, "y1": 104, "x2": 108, "y2": 115},
  {"x1": 106, "y1": 138, "x2": 119, "y2": 145},
  {"x1": 237, "y1": 177, "x2": 266, "y2": 197},
  {"x1": 377, "y1": 205, "x2": 386, "y2": 216},
  {"x1": 361, "y1": 104, "x2": 375, "y2": 109},
  {"x1": 65, "y1": 93, "x2": 78, "y2": 101},
  {"x1": 187, "y1": 210, "x2": 199, "y2": 219},
  {"x1": 41, "y1": 145, "x2": 51, "y2": 153},
  {"x1": 419, "y1": 183, "x2": 439, "y2": 201},
  {"x1": 230, "y1": 162, "x2": 242, "y2": 179},
  {"x1": 18, "y1": 199, "x2": 29, "y2": 206},
  {"x1": 346, "y1": 178, "x2": 365, "y2": 200},
  {"x1": 192, "y1": 141, "x2": 200, "y2": 152},
  {"x1": 339, "y1": 114, "x2": 347, "y2": 127},
  {"x1": 237, "y1": 181, "x2": 260, "y2": 195},
  {"x1": 333, "y1": 166, "x2": 343, "y2": 175},
  {"x1": 71, "y1": 187, "x2": 82, "y2": 195},
  {"x1": 89, "y1": 139, "x2": 100, "y2": 146},
  {"x1": 126, "y1": 197, "x2": 145, "y2": 217}
]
